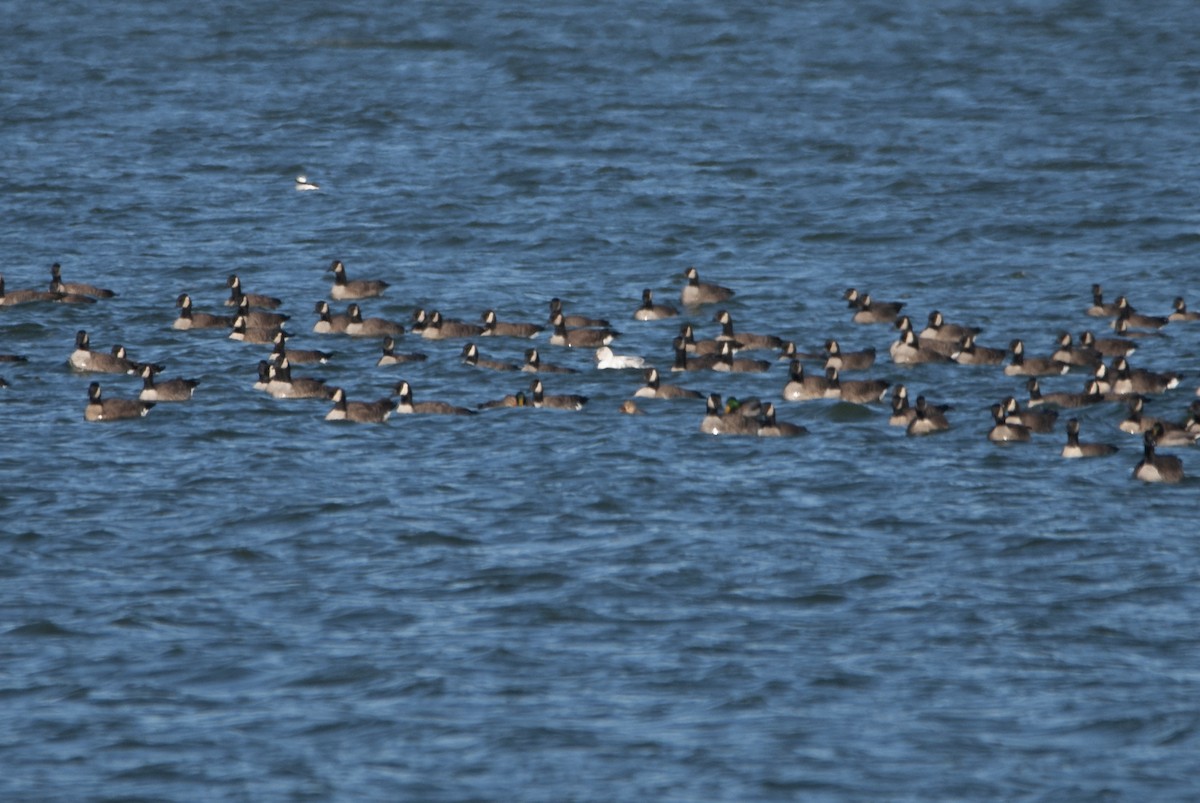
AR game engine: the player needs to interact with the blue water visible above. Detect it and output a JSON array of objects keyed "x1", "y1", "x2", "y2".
[{"x1": 4, "y1": 1, "x2": 1200, "y2": 800}]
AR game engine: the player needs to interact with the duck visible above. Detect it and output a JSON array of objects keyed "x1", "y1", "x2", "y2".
[
  {"x1": 1049, "y1": 332, "x2": 1102, "y2": 368},
  {"x1": 713, "y1": 340, "x2": 770, "y2": 373},
  {"x1": 918, "y1": 310, "x2": 980, "y2": 343},
  {"x1": 229, "y1": 315, "x2": 284, "y2": 344},
  {"x1": 671, "y1": 336, "x2": 720, "y2": 372},
  {"x1": 846, "y1": 289, "x2": 903, "y2": 324},
  {"x1": 1113, "y1": 296, "x2": 1169, "y2": 331},
  {"x1": 480, "y1": 309, "x2": 543, "y2": 338},
  {"x1": 1002, "y1": 396, "x2": 1058, "y2": 433},
  {"x1": 1168, "y1": 297, "x2": 1200, "y2": 323},
  {"x1": 1005, "y1": 339, "x2": 1069, "y2": 377},
  {"x1": 1061, "y1": 418, "x2": 1119, "y2": 458},
  {"x1": 84, "y1": 382, "x2": 153, "y2": 422},
  {"x1": 478, "y1": 391, "x2": 530, "y2": 410},
  {"x1": 521, "y1": 347, "x2": 577, "y2": 374},
  {"x1": 906, "y1": 396, "x2": 951, "y2": 436},
  {"x1": 236, "y1": 296, "x2": 289, "y2": 329},
  {"x1": 712, "y1": 310, "x2": 783, "y2": 351},
  {"x1": 680, "y1": 266, "x2": 734, "y2": 306},
  {"x1": 267, "y1": 331, "x2": 332, "y2": 365},
  {"x1": 1025, "y1": 377, "x2": 1104, "y2": 409},
  {"x1": 0, "y1": 274, "x2": 59, "y2": 305},
  {"x1": 987, "y1": 402, "x2": 1031, "y2": 443},
  {"x1": 548, "y1": 312, "x2": 616, "y2": 348},
  {"x1": 225, "y1": 274, "x2": 282, "y2": 309},
  {"x1": 294, "y1": 175, "x2": 320, "y2": 191},
  {"x1": 619, "y1": 400, "x2": 644, "y2": 415},
  {"x1": 393, "y1": 381, "x2": 475, "y2": 415},
  {"x1": 1086, "y1": 283, "x2": 1120, "y2": 317},
  {"x1": 1078, "y1": 329, "x2": 1136, "y2": 359},
  {"x1": 699, "y1": 393, "x2": 758, "y2": 435},
  {"x1": 824, "y1": 367, "x2": 889, "y2": 404},
  {"x1": 823, "y1": 339, "x2": 876, "y2": 371},
  {"x1": 264, "y1": 359, "x2": 333, "y2": 400},
  {"x1": 950, "y1": 333, "x2": 1006, "y2": 366},
  {"x1": 548, "y1": 298, "x2": 609, "y2": 329},
  {"x1": 312, "y1": 301, "x2": 351, "y2": 334},
  {"x1": 678, "y1": 322, "x2": 728, "y2": 356},
  {"x1": 344, "y1": 303, "x2": 405, "y2": 337},
  {"x1": 633, "y1": 288, "x2": 678, "y2": 321},
  {"x1": 421, "y1": 310, "x2": 483, "y2": 340},
  {"x1": 173, "y1": 293, "x2": 235, "y2": 330},
  {"x1": 595, "y1": 345, "x2": 645, "y2": 370},
  {"x1": 68, "y1": 331, "x2": 142, "y2": 374},
  {"x1": 1132, "y1": 425, "x2": 1185, "y2": 483},
  {"x1": 325, "y1": 387, "x2": 392, "y2": 423},
  {"x1": 327, "y1": 259, "x2": 388, "y2": 300},
  {"x1": 757, "y1": 403, "x2": 808, "y2": 437},
  {"x1": 138, "y1": 365, "x2": 199, "y2": 402},
  {"x1": 782, "y1": 360, "x2": 831, "y2": 401},
  {"x1": 891, "y1": 328, "x2": 951, "y2": 365},
  {"x1": 529, "y1": 378, "x2": 588, "y2": 411},
  {"x1": 461, "y1": 342, "x2": 517, "y2": 372},
  {"x1": 376, "y1": 336, "x2": 428, "y2": 367},
  {"x1": 634, "y1": 367, "x2": 702, "y2": 400},
  {"x1": 49, "y1": 262, "x2": 115, "y2": 298},
  {"x1": 1109, "y1": 357, "x2": 1180, "y2": 396}
]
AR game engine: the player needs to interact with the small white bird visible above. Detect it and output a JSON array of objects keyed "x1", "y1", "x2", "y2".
[
  {"x1": 295, "y1": 175, "x2": 320, "y2": 191},
  {"x1": 595, "y1": 346, "x2": 645, "y2": 370}
]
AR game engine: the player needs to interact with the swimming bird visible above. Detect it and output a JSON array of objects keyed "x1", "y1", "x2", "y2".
[
  {"x1": 1117, "y1": 396, "x2": 1172, "y2": 436},
  {"x1": 1025, "y1": 377, "x2": 1104, "y2": 409},
  {"x1": 236, "y1": 297, "x2": 289, "y2": 329},
  {"x1": 634, "y1": 367, "x2": 702, "y2": 400},
  {"x1": 849, "y1": 291, "x2": 904, "y2": 324},
  {"x1": 327, "y1": 259, "x2": 388, "y2": 300},
  {"x1": 906, "y1": 395, "x2": 951, "y2": 436},
  {"x1": 480, "y1": 309, "x2": 543, "y2": 338},
  {"x1": 782, "y1": 360, "x2": 831, "y2": 402},
  {"x1": 1002, "y1": 396, "x2": 1058, "y2": 433},
  {"x1": 84, "y1": 382, "x2": 153, "y2": 422},
  {"x1": 594, "y1": 345, "x2": 645, "y2": 370},
  {"x1": 0, "y1": 274, "x2": 59, "y2": 305},
  {"x1": 671, "y1": 337, "x2": 719, "y2": 372},
  {"x1": 699, "y1": 393, "x2": 758, "y2": 435},
  {"x1": 823, "y1": 339, "x2": 876, "y2": 371},
  {"x1": 680, "y1": 266, "x2": 734, "y2": 306},
  {"x1": 295, "y1": 175, "x2": 320, "y2": 191},
  {"x1": 49, "y1": 262, "x2": 114, "y2": 298},
  {"x1": 678, "y1": 322, "x2": 728, "y2": 355},
  {"x1": 713, "y1": 309, "x2": 783, "y2": 351},
  {"x1": 393, "y1": 381, "x2": 475, "y2": 415},
  {"x1": 230, "y1": 315, "x2": 284, "y2": 344},
  {"x1": 547, "y1": 298, "x2": 609, "y2": 329},
  {"x1": 1049, "y1": 332, "x2": 1102, "y2": 369},
  {"x1": 987, "y1": 403, "x2": 1031, "y2": 443},
  {"x1": 325, "y1": 387, "x2": 393, "y2": 423},
  {"x1": 478, "y1": 391, "x2": 530, "y2": 410},
  {"x1": 777, "y1": 341, "x2": 823, "y2": 362},
  {"x1": 1109, "y1": 357, "x2": 1180, "y2": 396},
  {"x1": 757, "y1": 402, "x2": 808, "y2": 437},
  {"x1": 824, "y1": 367, "x2": 889, "y2": 404},
  {"x1": 226, "y1": 275, "x2": 283, "y2": 309},
  {"x1": 1113, "y1": 296, "x2": 1169, "y2": 331},
  {"x1": 919, "y1": 310, "x2": 980, "y2": 343},
  {"x1": 619, "y1": 400, "x2": 644, "y2": 415},
  {"x1": 173, "y1": 293, "x2": 235, "y2": 330},
  {"x1": 139, "y1": 365, "x2": 199, "y2": 402},
  {"x1": 462, "y1": 342, "x2": 518, "y2": 372},
  {"x1": 421, "y1": 310, "x2": 483, "y2": 340},
  {"x1": 1132, "y1": 425, "x2": 1185, "y2": 483},
  {"x1": 633, "y1": 288, "x2": 678, "y2": 321},
  {"x1": 1078, "y1": 329, "x2": 1136, "y2": 359},
  {"x1": 1086, "y1": 284, "x2": 1120, "y2": 317},
  {"x1": 267, "y1": 331, "x2": 331, "y2": 365},
  {"x1": 1005, "y1": 339, "x2": 1069, "y2": 377},
  {"x1": 312, "y1": 301, "x2": 351, "y2": 334},
  {"x1": 264, "y1": 359, "x2": 333, "y2": 400},
  {"x1": 1168, "y1": 297, "x2": 1200, "y2": 323},
  {"x1": 714, "y1": 340, "x2": 770, "y2": 373},
  {"x1": 549, "y1": 312, "x2": 616, "y2": 348},
  {"x1": 529, "y1": 378, "x2": 587, "y2": 411},
  {"x1": 1061, "y1": 418, "x2": 1119, "y2": 458},
  {"x1": 376, "y1": 336, "x2": 428, "y2": 367},
  {"x1": 521, "y1": 347, "x2": 577, "y2": 374},
  {"x1": 951, "y1": 333, "x2": 1007, "y2": 366},
  {"x1": 345, "y1": 303, "x2": 405, "y2": 337},
  {"x1": 68, "y1": 331, "x2": 142, "y2": 374},
  {"x1": 891, "y1": 328, "x2": 951, "y2": 365}
]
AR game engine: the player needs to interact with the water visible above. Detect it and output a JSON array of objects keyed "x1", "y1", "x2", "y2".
[{"x1": 3, "y1": 1, "x2": 1200, "y2": 799}]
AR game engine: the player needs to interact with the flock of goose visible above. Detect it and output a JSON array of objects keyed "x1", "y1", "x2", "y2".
[{"x1": 1, "y1": 259, "x2": 1196, "y2": 483}]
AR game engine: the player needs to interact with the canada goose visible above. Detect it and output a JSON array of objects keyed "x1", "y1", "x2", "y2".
[
  {"x1": 713, "y1": 310, "x2": 783, "y2": 350},
  {"x1": 894, "y1": 316, "x2": 957, "y2": 357},
  {"x1": 68, "y1": 331, "x2": 141, "y2": 374},
  {"x1": 1078, "y1": 329, "x2": 1136, "y2": 359},
  {"x1": 549, "y1": 312, "x2": 616, "y2": 348},
  {"x1": 174, "y1": 293, "x2": 235, "y2": 330},
  {"x1": 988, "y1": 403, "x2": 1031, "y2": 443},
  {"x1": 49, "y1": 262, "x2": 114, "y2": 298},
  {"x1": 824, "y1": 367, "x2": 889, "y2": 404},
  {"x1": 84, "y1": 382, "x2": 153, "y2": 422},
  {"x1": 633, "y1": 289, "x2": 678, "y2": 321},
  {"x1": 671, "y1": 336, "x2": 719, "y2": 372},
  {"x1": 846, "y1": 289, "x2": 904, "y2": 324},
  {"x1": 237, "y1": 297, "x2": 289, "y2": 329},
  {"x1": 1050, "y1": 332, "x2": 1102, "y2": 368},
  {"x1": 906, "y1": 396, "x2": 951, "y2": 436},
  {"x1": 823, "y1": 339, "x2": 876, "y2": 371},
  {"x1": 1168, "y1": 297, "x2": 1200, "y2": 323},
  {"x1": 225, "y1": 274, "x2": 282, "y2": 309},
  {"x1": 111, "y1": 345, "x2": 165, "y2": 375},
  {"x1": 0, "y1": 274, "x2": 59, "y2": 305},
  {"x1": 1026, "y1": 377, "x2": 1104, "y2": 409},
  {"x1": 461, "y1": 342, "x2": 517, "y2": 371},
  {"x1": 393, "y1": 381, "x2": 475, "y2": 415},
  {"x1": 313, "y1": 301, "x2": 351, "y2": 334},
  {"x1": 1061, "y1": 419, "x2": 1119, "y2": 458},
  {"x1": 529, "y1": 378, "x2": 587, "y2": 410},
  {"x1": 1005, "y1": 339, "x2": 1069, "y2": 377},
  {"x1": 889, "y1": 385, "x2": 916, "y2": 426},
  {"x1": 521, "y1": 347, "x2": 577, "y2": 374},
  {"x1": 951, "y1": 333, "x2": 1006, "y2": 366},
  {"x1": 327, "y1": 259, "x2": 388, "y2": 300},
  {"x1": 919, "y1": 310, "x2": 980, "y2": 343},
  {"x1": 1086, "y1": 284, "x2": 1120, "y2": 317},
  {"x1": 758, "y1": 403, "x2": 808, "y2": 437},
  {"x1": 376, "y1": 336, "x2": 428, "y2": 367},
  {"x1": 634, "y1": 367, "x2": 702, "y2": 399},
  {"x1": 1185, "y1": 401, "x2": 1200, "y2": 437},
  {"x1": 1002, "y1": 396, "x2": 1058, "y2": 433},
  {"x1": 891, "y1": 328, "x2": 951, "y2": 365},
  {"x1": 230, "y1": 315, "x2": 284, "y2": 344},
  {"x1": 777, "y1": 341, "x2": 823, "y2": 362},
  {"x1": 678, "y1": 322, "x2": 728, "y2": 356},
  {"x1": 478, "y1": 391, "x2": 530, "y2": 410},
  {"x1": 421, "y1": 310, "x2": 483, "y2": 340},
  {"x1": 619, "y1": 400, "x2": 644, "y2": 415},
  {"x1": 1117, "y1": 396, "x2": 1172, "y2": 435},
  {"x1": 782, "y1": 360, "x2": 831, "y2": 401},
  {"x1": 344, "y1": 303, "x2": 404, "y2": 337},
  {"x1": 325, "y1": 387, "x2": 392, "y2": 423},
  {"x1": 1132, "y1": 425, "x2": 1185, "y2": 483},
  {"x1": 548, "y1": 298, "x2": 609, "y2": 329},
  {"x1": 1113, "y1": 296, "x2": 1168, "y2": 330},
  {"x1": 264, "y1": 359, "x2": 333, "y2": 400},
  {"x1": 1110, "y1": 356, "x2": 1180, "y2": 396},
  {"x1": 699, "y1": 393, "x2": 758, "y2": 435},
  {"x1": 47, "y1": 279, "x2": 96, "y2": 304},
  {"x1": 295, "y1": 175, "x2": 319, "y2": 191},
  {"x1": 714, "y1": 340, "x2": 770, "y2": 373},
  {"x1": 680, "y1": 266, "x2": 734, "y2": 306},
  {"x1": 595, "y1": 346, "x2": 645, "y2": 370},
  {"x1": 139, "y1": 365, "x2": 198, "y2": 402},
  {"x1": 267, "y1": 331, "x2": 331, "y2": 365},
  {"x1": 480, "y1": 309, "x2": 543, "y2": 338}
]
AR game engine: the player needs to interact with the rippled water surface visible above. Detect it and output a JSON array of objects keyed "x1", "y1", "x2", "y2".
[{"x1": 4, "y1": 1, "x2": 1200, "y2": 800}]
